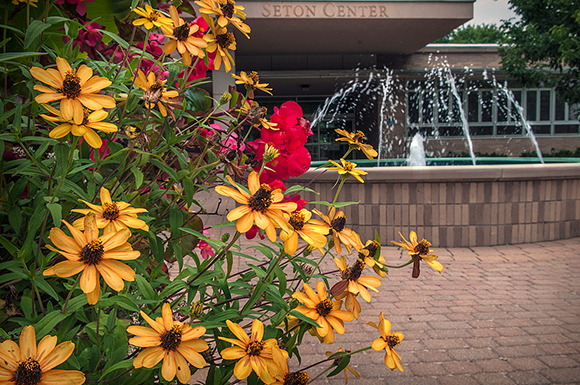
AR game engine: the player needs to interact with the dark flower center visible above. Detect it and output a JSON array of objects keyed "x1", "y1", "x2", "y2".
[
  {"x1": 248, "y1": 105, "x2": 267, "y2": 121},
  {"x1": 246, "y1": 341, "x2": 265, "y2": 356},
  {"x1": 414, "y1": 240, "x2": 430, "y2": 255},
  {"x1": 353, "y1": 131, "x2": 365, "y2": 143},
  {"x1": 359, "y1": 241, "x2": 379, "y2": 259},
  {"x1": 284, "y1": 371, "x2": 309, "y2": 385},
  {"x1": 216, "y1": 32, "x2": 235, "y2": 49},
  {"x1": 386, "y1": 334, "x2": 400, "y2": 349},
  {"x1": 102, "y1": 202, "x2": 120, "y2": 221},
  {"x1": 150, "y1": 81, "x2": 164, "y2": 92},
  {"x1": 289, "y1": 212, "x2": 305, "y2": 231},
  {"x1": 59, "y1": 70, "x2": 81, "y2": 100},
  {"x1": 160, "y1": 325, "x2": 182, "y2": 351},
  {"x1": 148, "y1": 11, "x2": 160, "y2": 22},
  {"x1": 173, "y1": 24, "x2": 190, "y2": 41},
  {"x1": 13, "y1": 357, "x2": 42, "y2": 385},
  {"x1": 315, "y1": 298, "x2": 333, "y2": 316},
  {"x1": 221, "y1": 1, "x2": 235, "y2": 18},
  {"x1": 248, "y1": 184, "x2": 272, "y2": 213},
  {"x1": 248, "y1": 71, "x2": 260, "y2": 84},
  {"x1": 81, "y1": 109, "x2": 90, "y2": 126},
  {"x1": 347, "y1": 260, "x2": 365, "y2": 281},
  {"x1": 330, "y1": 216, "x2": 346, "y2": 232},
  {"x1": 80, "y1": 240, "x2": 104, "y2": 265},
  {"x1": 342, "y1": 162, "x2": 354, "y2": 172}
]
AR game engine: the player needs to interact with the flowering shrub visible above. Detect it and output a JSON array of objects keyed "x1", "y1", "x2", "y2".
[{"x1": 0, "y1": 1, "x2": 444, "y2": 384}]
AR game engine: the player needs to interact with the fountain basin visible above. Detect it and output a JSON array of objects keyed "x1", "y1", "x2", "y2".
[{"x1": 293, "y1": 162, "x2": 580, "y2": 247}]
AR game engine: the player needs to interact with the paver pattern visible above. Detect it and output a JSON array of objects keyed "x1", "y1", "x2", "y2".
[
  {"x1": 197, "y1": 193, "x2": 580, "y2": 384},
  {"x1": 290, "y1": 238, "x2": 580, "y2": 385}
]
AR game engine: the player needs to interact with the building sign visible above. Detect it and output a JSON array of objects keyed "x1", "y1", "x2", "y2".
[{"x1": 248, "y1": 2, "x2": 390, "y2": 18}]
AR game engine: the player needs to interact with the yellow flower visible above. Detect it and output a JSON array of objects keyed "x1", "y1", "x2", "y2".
[
  {"x1": 195, "y1": 0, "x2": 251, "y2": 37},
  {"x1": 133, "y1": 70, "x2": 181, "y2": 118},
  {"x1": 392, "y1": 231, "x2": 443, "y2": 278},
  {"x1": 203, "y1": 23, "x2": 236, "y2": 72},
  {"x1": 133, "y1": 4, "x2": 173, "y2": 30},
  {"x1": 325, "y1": 348, "x2": 360, "y2": 384},
  {"x1": 40, "y1": 104, "x2": 117, "y2": 149},
  {"x1": 71, "y1": 187, "x2": 148, "y2": 234},
  {"x1": 232, "y1": 71, "x2": 272, "y2": 99},
  {"x1": 331, "y1": 256, "x2": 381, "y2": 303},
  {"x1": 358, "y1": 240, "x2": 388, "y2": 278},
  {"x1": 129, "y1": 303, "x2": 208, "y2": 384},
  {"x1": 328, "y1": 159, "x2": 368, "y2": 183},
  {"x1": 30, "y1": 57, "x2": 115, "y2": 125},
  {"x1": 218, "y1": 319, "x2": 280, "y2": 383},
  {"x1": 162, "y1": 6, "x2": 207, "y2": 66},
  {"x1": 214, "y1": 171, "x2": 297, "y2": 242},
  {"x1": 0, "y1": 326, "x2": 84, "y2": 385},
  {"x1": 335, "y1": 291, "x2": 362, "y2": 320},
  {"x1": 292, "y1": 282, "x2": 354, "y2": 344},
  {"x1": 11, "y1": 0, "x2": 37, "y2": 7},
  {"x1": 335, "y1": 129, "x2": 378, "y2": 160},
  {"x1": 271, "y1": 346, "x2": 309, "y2": 385},
  {"x1": 311, "y1": 207, "x2": 363, "y2": 254},
  {"x1": 43, "y1": 213, "x2": 139, "y2": 305},
  {"x1": 368, "y1": 313, "x2": 404, "y2": 372},
  {"x1": 280, "y1": 209, "x2": 328, "y2": 255}
]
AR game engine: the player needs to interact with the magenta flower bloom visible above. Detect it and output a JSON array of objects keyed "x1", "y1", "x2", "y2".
[{"x1": 56, "y1": 0, "x2": 95, "y2": 16}]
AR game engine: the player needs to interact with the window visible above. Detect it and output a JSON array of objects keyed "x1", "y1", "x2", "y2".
[{"x1": 406, "y1": 81, "x2": 579, "y2": 137}]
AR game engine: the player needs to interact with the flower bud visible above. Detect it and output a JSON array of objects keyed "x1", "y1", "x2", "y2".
[
  {"x1": 263, "y1": 143, "x2": 280, "y2": 163},
  {"x1": 189, "y1": 300, "x2": 204, "y2": 320},
  {"x1": 219, "y1": 92, "x2": 232, "y2": 105}
]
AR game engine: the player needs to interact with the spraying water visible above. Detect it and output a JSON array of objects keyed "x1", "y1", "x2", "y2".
[
  {"x1": 494, "y1": 80, "x2": 544, "y2": 163},
  {"x1": 406, "y1": 133, "x2": 427, "y2": 166}
]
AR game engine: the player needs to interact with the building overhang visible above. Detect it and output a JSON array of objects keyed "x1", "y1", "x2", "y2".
[{"x1": 236, "y1": 0, "x2": 474, "y2": 55}]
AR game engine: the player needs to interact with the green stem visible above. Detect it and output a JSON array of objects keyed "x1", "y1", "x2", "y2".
[
  {"x1": 61, "y1": 275, "x2": 81, "y2": 314},
  {"x1": 331, "y1": 177, "x2": 347, "y2": 207},
  {"x1": 384, "y1": 258, "x2": 414, "y2": 269},
  {"x1": 33, "y1": 284, "x2": 46, "y2": 316},
  {"x1": 96, "y1": 306, "x2": 102, "y2": 348},
  {"x1": 119, "y1": 30, "x2": 151, "y2": 123}
]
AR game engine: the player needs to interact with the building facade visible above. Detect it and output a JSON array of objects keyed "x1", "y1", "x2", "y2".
[{"x1": 215, "y1": 0, "x2": 580, "y2": 160}]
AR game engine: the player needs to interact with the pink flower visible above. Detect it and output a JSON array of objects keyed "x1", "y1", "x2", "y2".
[
  {"x1": 245, "y1": 225, "x2": 265, "y2": 240},
  {"x1": 63, "y1": 21, "x2": 104, "y2": 58},
  {"x1": 196, "y1": 230, "x2": 214, "y2": 259},
  {"x1": 56, "y1": 0, "x2": 95, "y2": 16}
]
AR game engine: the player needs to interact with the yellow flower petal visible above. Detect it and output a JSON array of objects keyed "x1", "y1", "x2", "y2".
[{"x1": 40, "y1": 342, "x2": 75, "y2": 372}]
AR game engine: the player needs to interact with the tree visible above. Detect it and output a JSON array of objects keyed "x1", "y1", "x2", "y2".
[
  {"x1": 499, "y1": 0, "x2": 580, "y2": 111},
  {"x1": 434, "y1": 24, "x2": 506, "y2": 44}
]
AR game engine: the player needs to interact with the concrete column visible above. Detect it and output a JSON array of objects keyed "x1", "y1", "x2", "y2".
[{"x1": 211, "y1": 51, "x2": 235, "y2": 106}]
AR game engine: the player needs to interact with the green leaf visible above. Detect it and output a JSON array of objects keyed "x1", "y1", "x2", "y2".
[
  {"x1": 134, "y1": 275, "x2": 157, "y2": 301},
  {"x1": 100, "y1": 29, "x2": 130, "y2": 49},
  {"x1": 33, "y1": 276, "x2": 61, "y2": 301},
  {"x1": 0, "y1": 52, "x2": 46, "y2": 62},
  {"x1": 184, "y1": 87, "x2": 212, "y2": 112},
  {"x1": 183, "y1": 177, "x2": 194, "y2": 206},
  {"x1": 24, "y1": 20, "x2": 51, "y2": 49},
  {"x1": 131, "y1": 168, "x2": 144, "y2": 188},
  {"x1": 20, "y1": 295, "x2": 33, "y2": 319},
  {"x1": 54, "y1": 143, "x2": 70, "y2": 178},
  {"x1": 150, "y1": 158, "x2": 179, "y2": 182},
  {"x1": 275, "y1": 266, "x2": 286, "y2": 297},
  {"x1": 34, "y1": 310, "x2": 69, "y2": 337},
  {"x1": 46, "y1": 203, "x2": 62, "y2": 227},
  {"x1": 8, "y1": 206, "x2": 22, "y2": 235},
  {"x1": 0, "y1": 236, "x2": 19, "y2": 257},
  {"x1": 327, "y1": 354, "x2": 351, "y2": 377},
  {"x1": 289, "y1": 309, "x2": 322, "y2": 328},
  {"x1": 308, "y1": 200, "x2": 360, "y2": 208},
  {"x1": 100, "y1": 360, "x2": 134, "y2": 378}
]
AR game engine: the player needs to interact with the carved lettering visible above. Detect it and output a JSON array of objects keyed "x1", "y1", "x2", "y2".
[
  {"x1": 380, "y1": 6, "x2": 388, "y2": 17},
  {"x1": 282, "y1": 4, "x2": 291, "y2": 16},
  {"x1": 259, "y1": 2, "x2": 389, "y2": 18},
  {"x1": 323, "y1": 2, "x2": 335, "y2": 17},
  {"x1": 293, "y1": 5, "x2": 304, "y2": 16},
  {"x1": 347, "y1": 5, "x2": 356, "y2": 17},
  {"x1": 262, "y1": 2, "x2": 271, "y2": 17}
]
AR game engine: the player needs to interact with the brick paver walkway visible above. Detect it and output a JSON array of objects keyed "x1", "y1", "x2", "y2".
[{"x1": 197, "y1": 193, "x2": 580, "y2": 384}]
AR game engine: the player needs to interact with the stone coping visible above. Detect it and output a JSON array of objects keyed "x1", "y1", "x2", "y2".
[{"x1": 293, "y1": 163, "x2": 580, "y2": 183}]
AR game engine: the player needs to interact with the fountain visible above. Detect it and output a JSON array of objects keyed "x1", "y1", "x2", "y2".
[
  {"x1": 406, "y1": 133, "x2": 426, "y2": 166},
  {"x1": 297, "y1": 62, "x2": 580, "y2": 247}
]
